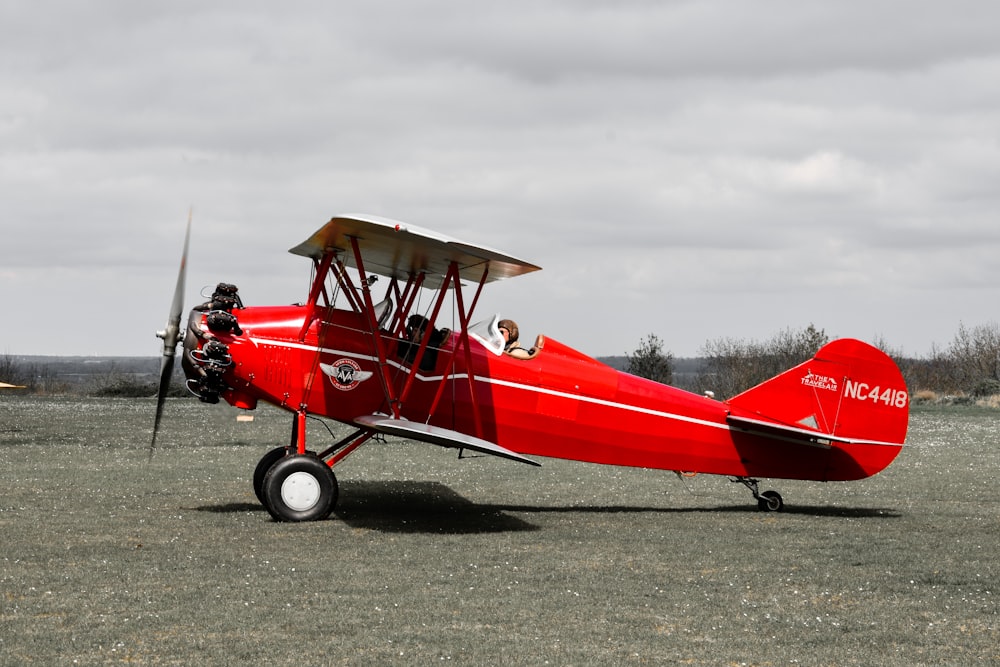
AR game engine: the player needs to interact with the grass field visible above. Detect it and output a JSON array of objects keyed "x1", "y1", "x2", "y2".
[{"x1": 1, "y1": 396, "x2": 997, "y2": 665}]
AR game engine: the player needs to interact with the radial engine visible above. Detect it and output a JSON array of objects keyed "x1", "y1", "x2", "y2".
[{"x1": 182, "y1": 282, "x2": 243, "y2": 404}]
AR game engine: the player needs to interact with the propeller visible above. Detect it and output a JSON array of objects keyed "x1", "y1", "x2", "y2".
[{"x1": 151, "y1": 210, "x2": 192, "y2": 455}]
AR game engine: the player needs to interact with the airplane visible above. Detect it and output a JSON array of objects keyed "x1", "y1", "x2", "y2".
[{"x1": 152, "y1": 213, "x2": 909, "y2": 522}]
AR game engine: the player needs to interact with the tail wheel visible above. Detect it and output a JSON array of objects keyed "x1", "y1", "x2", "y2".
[
  {"x1": 262, "y1": 454, "x2": 338, "y2": 522},
  {"x1": 758, "y1": 490, "x2": 784, "y2": 512},
  {"x1": 253, "y1": 446, "x2": 289, "y2": 506},
  {"x1": 734, "y1": 477, "x2": 784, "y2": 513}
]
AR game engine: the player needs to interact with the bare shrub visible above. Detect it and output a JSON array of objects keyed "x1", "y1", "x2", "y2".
[
  {"x1": 976, "y1": 394, "x2": 1000, "y2": 409},
  {"x1": 88, "y1": 360, "x2": 161, "y2": 397},
  {"x1": 698, "y1": 324, "x2": 829, "y2": 400},
  {"x1": 947, "y1": 321, "x2": 1000, "y2": 392},
  {"x1": 898, "y1": 343, "x2": 953, "y2": 393}
]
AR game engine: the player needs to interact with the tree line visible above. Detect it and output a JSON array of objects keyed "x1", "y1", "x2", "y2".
[
  {"x1": 0, "y1": 355, "x2": 160, "y2": 396},
  {"x1": 626, "y1": 321, "x2": 1000, "y2": 402}
]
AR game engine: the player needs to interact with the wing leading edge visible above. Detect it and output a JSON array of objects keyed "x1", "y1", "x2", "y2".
[
  {"x1": 289, "y1": 213, "x2": 541, "y2": 286},
  {"x1": 355, "y1": 415, "x2": 541, "y2": 467}
]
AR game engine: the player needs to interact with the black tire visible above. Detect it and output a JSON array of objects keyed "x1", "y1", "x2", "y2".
[
  {"x1": 758, "y1": 490, "x2": 783, "y2": 512},
  {"x1": 253, "y1": 446, "x2": 289, "y2": 506},
  {"x1": 262, "y1": 455, "x2": 338, "y2": 522}
]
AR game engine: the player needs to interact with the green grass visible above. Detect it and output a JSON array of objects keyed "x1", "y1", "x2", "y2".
[{"x1": 1, "y1": 397, "x2": 997, "y2": 665}]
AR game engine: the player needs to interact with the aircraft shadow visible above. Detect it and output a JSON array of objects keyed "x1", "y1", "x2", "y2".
[
  {"x1": 190, "y1": 483, "x2": 900, "y2": 528},
  {"x1": 333, "y1": 480, "x2": 539, "y2": 534},
  {"x1": 482, "y1": 503, "x2": 899, "y2": 519},
  {"x1": 334, "y1": 481, "x2": 901, "y2": 530}
]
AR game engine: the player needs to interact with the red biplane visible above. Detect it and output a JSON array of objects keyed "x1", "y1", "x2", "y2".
[{"x1": 153, "y1": 214, "x2": 909, "y2": 521}]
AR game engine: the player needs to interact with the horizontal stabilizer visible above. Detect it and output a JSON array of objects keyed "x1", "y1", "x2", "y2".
[
  {"x1": 727, "y1": 414, "x2": 901, "y2": 448},
  {"x1": 727, "y1": 414, "x2": 834, "y2": 447},
  {"x1": 355, "y1": 415, "x2": 541, "y2": 467}
]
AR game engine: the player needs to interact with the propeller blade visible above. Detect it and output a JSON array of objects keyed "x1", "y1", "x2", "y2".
[
  {"x1": 151, "y1": 211, "x2": 192, "y2": 454},
  {"x1": 151, "y1": 353, "x2": 175, "y2": 449}
]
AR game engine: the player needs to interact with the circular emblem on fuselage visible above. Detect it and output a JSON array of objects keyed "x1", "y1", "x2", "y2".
[{"x1": 320, "y1": 359, "x2": 373, "y2": 391}]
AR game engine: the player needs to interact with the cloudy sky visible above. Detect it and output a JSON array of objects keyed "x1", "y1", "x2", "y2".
[{"x1": 2, "y1": 1, "x2": 998, "y2": 359}]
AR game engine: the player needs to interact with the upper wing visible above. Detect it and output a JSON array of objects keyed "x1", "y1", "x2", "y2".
[
  {"x1": 355, "y1": 414, "x2": 541, "y2": 467},
  {"x1": 289, "y1": 213, "x2": 541, "y2": 287}
]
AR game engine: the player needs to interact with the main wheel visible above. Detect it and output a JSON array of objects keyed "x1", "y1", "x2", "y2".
[
  {"x1": 757, "y1": 490, "x2": 783, "y2": 512},
  {"x1": 253, "y1": 446, "x2": 289, "y2": 506},
  {"x1": 262, "y1": 454, "x2": 338, "y2": 522}
]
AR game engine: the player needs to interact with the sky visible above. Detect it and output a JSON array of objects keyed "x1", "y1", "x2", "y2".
[{"x1": 2, "y1": 1, "x2": 998, "y2": 359}]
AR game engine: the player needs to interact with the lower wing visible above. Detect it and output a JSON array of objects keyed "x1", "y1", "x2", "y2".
[{"x1": 354, "y1": 415, "x2": 541, "y2": 466}]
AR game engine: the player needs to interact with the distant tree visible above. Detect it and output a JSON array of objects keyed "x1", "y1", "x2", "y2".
[
  {"x1": 0, "y1": 353, "x2": 36, "y2": 391},
  {"x1": 698, "y1": 324, "x2": 830, "y2": 400},
  {"x1": 0, "y1": 353, "x2": 16, "y2": 383},
  {"x1": 946, "y1": 321, "x2": 1000, "y2": 394},
  {"x1": 625, "y1": 333, "x2": 674, "y2": 384}
]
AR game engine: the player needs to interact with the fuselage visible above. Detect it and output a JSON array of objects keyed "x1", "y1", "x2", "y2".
[{"x1": 185, "y1": 304, "x2": 902, "y2": 483}]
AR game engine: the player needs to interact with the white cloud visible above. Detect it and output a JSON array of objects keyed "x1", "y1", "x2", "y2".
[{"x1": 1, "y1": 0, "x2": 998, "y2": 358}]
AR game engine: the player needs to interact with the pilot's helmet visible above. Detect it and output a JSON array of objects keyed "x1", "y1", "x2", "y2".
[
  {"x1": 406, "y1": 314, "x2": 429, "y2": 338},
  {"x1": 498, "y1": 319, "x2": 519, "y2": 344}
]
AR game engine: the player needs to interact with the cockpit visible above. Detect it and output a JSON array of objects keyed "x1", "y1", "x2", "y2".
[{"x1": 469, "y1": 314, "x2": 542, "y2": 359}]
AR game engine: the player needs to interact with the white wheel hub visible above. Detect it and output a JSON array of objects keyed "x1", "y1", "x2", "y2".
[{"x1": 281, "y1": 471, "x2": 321, "y2": 511}]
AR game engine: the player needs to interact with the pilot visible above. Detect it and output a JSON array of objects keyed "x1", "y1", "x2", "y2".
[
  {"x1": 400, "y1": 314, "x2": 429, "y2": 362},
  {"x1": 499, "y1": 319, "x2": 533, "y2": 359},
  {"x1": 405, "y1": 314, "x2": 430, "y2": 342},
  {"x1": 401, "y1": 314, "x2": 444, "y2": 370}
]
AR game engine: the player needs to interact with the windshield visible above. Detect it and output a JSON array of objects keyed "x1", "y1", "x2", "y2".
[{"x1": 468, "y1": 314, "x2": 504, "y2": 355}]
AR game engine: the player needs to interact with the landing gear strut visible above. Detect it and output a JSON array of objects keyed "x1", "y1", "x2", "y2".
[
  {"x1": 733, "y1": 477, "x2": 784, "y2": 512},
  {"x1": 252, "y1": 412, "x2": 377, "y2": 522}
]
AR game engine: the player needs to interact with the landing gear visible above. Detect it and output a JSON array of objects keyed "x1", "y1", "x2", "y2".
[
  {"x1": 262, "y1": 454, "x2": 338, "y2": 522},
  {"x1": 757, "y1": 490, "x2": 783, "y2": 512},
  {"x1": 254, "y1": 412, "x2": 372, "y2": 521},
  {"x1": 733, "y1": 477, "x2": 784, "y2": 512}
]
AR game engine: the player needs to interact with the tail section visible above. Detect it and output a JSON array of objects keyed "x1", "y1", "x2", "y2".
[{"x1": 725, "y1": 339, "x2": 909, "y2": 479}]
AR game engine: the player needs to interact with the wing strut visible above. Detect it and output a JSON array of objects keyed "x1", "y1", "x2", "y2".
[
  {"x1": 305, "y1": 231, "x2": 501, "y2": 447},
  {"x1": 428, "y1": 263, "x2": 489, "y2": 435},
  {"x1": 350, "y1": 236, "x2": 402, "y2": 417},
  {"x1": 396, "y1": 263, "x2": 453, "y2": 403},
  {"x1": 387, "y1": 272, "x2": 425, "y2": 337},
  {"x1": 298, "y1": 252, "x2": 336, "y2": 341}
]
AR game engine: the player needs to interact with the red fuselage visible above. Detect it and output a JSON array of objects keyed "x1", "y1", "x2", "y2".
[{"x1": 187, "y1": 304, "x2": 902, "y2": 482}]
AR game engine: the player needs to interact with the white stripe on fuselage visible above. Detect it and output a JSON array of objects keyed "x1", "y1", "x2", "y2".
[{"x1": 250, "y1": 337, "x2": 727, "y2": 431}]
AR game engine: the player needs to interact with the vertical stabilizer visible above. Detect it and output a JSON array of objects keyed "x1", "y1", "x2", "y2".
[{"x1": 726, "y1": 339, "x2": 909, "y2": 447}]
